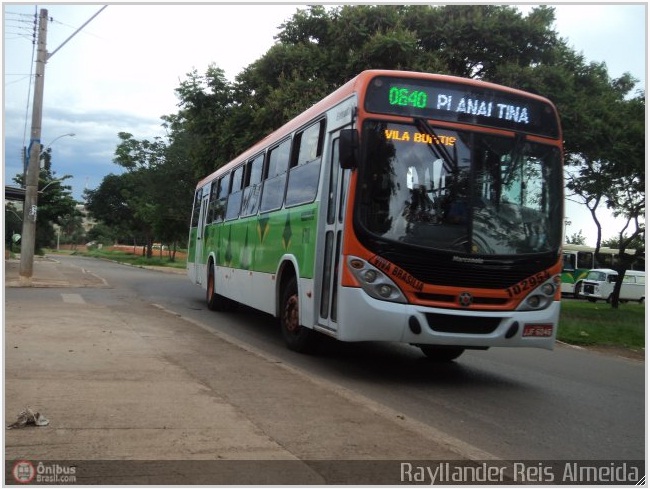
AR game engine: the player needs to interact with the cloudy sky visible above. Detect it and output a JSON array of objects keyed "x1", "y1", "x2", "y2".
[{"x1": 3, "y1": 2, "x2": 647, "y2": 245}]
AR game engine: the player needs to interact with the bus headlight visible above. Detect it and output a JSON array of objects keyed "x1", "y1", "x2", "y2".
[
  {"x1": 363, "y1": 270, "x2": 378, "y2": 283},
  {"x1": 347, "y1": 256, "x2": 407, "y2": 303},
  {"x1": 541, "y1": 283, "x2": 556, "y2": 296},
  {"x1": 517, "y1": 275, "x2": 559, "y2": 311}
]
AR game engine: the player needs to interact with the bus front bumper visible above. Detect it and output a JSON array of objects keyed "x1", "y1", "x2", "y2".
[{"x1": 335, "y1": 287, "x2": 560, "y2": 350}]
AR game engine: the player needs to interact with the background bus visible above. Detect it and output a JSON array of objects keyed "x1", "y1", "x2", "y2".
[
  {"x1": 188, "y1": 69, "x2": 564, "y2": 361},
  {"x1": 561, "y1": 243, "x2": 645, "y2": 297}
]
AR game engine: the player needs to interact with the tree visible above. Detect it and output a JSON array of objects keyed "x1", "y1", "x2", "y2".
[
  {"x1": 567, "y1": 230, "x2": 586, "y2": 246},
  {"x1": 84, "y1": 173, "x2": 147, "y2": 247},
  {"x1": 171, "y1": 5, "x2": 571, "y2": 182},
  {"x1": 4, "y1": 202, "x2": 23, "y2": 254},
  {"x1": 98, "y1": 4, "x2": 645, "y2": 276},
  {"x1": 11, "y1": 148, "x2": 79, "y2": 252},
  {"x1": 86, "y1": 132, "x2": 194, "y2": 260},
  {"x1": 566, "y1": 90, "x2": 645, "y2": 308}
]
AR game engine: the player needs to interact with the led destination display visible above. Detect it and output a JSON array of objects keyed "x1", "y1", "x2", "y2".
[{"x1": 365, "y1": 75, "x2": 560, "y2": 138}]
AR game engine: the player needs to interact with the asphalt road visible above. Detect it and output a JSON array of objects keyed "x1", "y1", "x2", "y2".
[{"x1": 51, "y1": 255, "x2": 646, "y2": 462}]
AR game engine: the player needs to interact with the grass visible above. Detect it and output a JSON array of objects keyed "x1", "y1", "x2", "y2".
[
  {"x1": 558, "y1": 300, "x2": 645, "y2": 350},
  {"x1": 53, "y1": 247, "x2": 187, "y2": 270}
]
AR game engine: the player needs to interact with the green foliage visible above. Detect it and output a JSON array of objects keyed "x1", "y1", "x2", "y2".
[
  {"x1": 83, "y1": 248, "x2": 186, "y2": 269},
  {"x1": 12, "y1": 149, "x2": 80, "y2": 252},
  {"x1": 567, "y1": 230, "x2": 586, "y2": 245},
  {"x1": 4, "y1": 202, "x2": 23, "y2": 253},
  {"x1": 85, "y1": 132, "x2": 193, "y2": 260},
  {"x1": 86, "y1": 222, "x2": 118, "y2": 246},
  {"x1": 602, "y1": 235, "x2": 645, "y2": 252},
  {"x1": 558, "y1": 300, "x2": 645, "y2": 349},
  {"x1": 91, "y1": 4, "x2": 644, "y2": 273}
]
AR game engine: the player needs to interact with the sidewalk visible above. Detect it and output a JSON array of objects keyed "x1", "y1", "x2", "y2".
[
  {"x1": 4, "y1": 256, "x2": 471, "y2": 485},
  {"x1": 4, "y1": 255, "x2": 110, "y2": 288}
]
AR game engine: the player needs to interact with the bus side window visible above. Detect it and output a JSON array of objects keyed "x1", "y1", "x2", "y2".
[
  {"x1": 260, "y1": 138, "x2": 291, "y2": 213},
  {"x1": 596, "y1": 252, "x2": 613, "y2": 268},
  {"x1": 214, "y1": 176, "x2": 227, "y2": 222},
  {"x1": 225, "y1": 165, "x2": 245, "y2": 221},
  {"x1": 191, "y1": 188, "x2": 202, "y2": 228},
  {"x1": 563, "y1": 253, "x2": 576, "y2": 271},
  {"x1": 290, "y1": 120, "x2": 325, "y2": 168},
  {"x1": 207, "y1": 180, "x2": 218, "y2": 223},
  {"x1": 241, "y1": 153, "x2": 264, "y2": 217},
  {"x1": 286, "y1": 120, "x2": 325, "y2": 207},
  {"x1": 577, "y1": 251, "x2": 593, "y2": 270}
]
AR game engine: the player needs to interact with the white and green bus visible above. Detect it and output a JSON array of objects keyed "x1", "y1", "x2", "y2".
[
  {"x1": 561, "y1": 243, "x2": 644, "y2": 297},
  {"x1": 188, "y1": 70, "x2": 565, "y2": 360}
]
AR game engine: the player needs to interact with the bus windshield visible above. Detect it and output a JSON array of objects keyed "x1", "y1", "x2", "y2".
[{"x1": 358, "y1": 121, "x2": 563, "y2": 255}]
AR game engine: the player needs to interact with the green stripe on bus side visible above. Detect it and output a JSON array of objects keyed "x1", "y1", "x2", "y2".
[
  {"x1": 561, "y1": 269, "x2": 590, "y2": 285},
  {"x1": 200, "y1": 202, "x2": 320, "y2": 278}
]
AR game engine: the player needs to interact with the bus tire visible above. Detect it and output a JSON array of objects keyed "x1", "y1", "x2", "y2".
[
  {"x1": 280, "y1": 276, "x2": 315, "y2": 353},
  {"x1": 419, "y1": 345, "x2": 465, "y2": 362},
  {"x1": 207, "y1": 265, "x2": 229, "y2": 312}
]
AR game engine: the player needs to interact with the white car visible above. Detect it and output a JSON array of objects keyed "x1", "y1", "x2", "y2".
[
  {"x1": 619, "y1": 270, "x2": 646, "y2": 304},
  {"x1": 580, "y1": 268, "x2": 645, "y2": 303}
]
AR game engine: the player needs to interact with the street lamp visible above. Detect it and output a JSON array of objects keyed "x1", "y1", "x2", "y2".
[
  {"x1": 39, "y1": 177, "x2": 66, "y2": 194},
  {"x1": 40, "y1": 133, "x2": 75, "y2": 157},
  {"x1": 18, "y1": 6, "x2": 103, "y2": 286},
  {"x1": 564, "y1": 219, "x2": 572, "y2": 243},
  {"x1": 24, "y1": 133, "x2": 76, "y2": 174}
]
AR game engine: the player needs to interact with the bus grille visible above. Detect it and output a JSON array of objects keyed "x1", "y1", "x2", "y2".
[
  {"x1": 424, "y1": 313, "x2": 501, "y2": 334},
  {"x1": 383, "y1": 252, "x2": 554, "y2": 290}
]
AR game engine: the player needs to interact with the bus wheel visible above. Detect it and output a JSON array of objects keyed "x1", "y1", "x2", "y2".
[
  {"x1": 419, "y1": 345, "x2": 465, "y2": 362},
  {"x1": 207, "y1": 266, "x2": 228, "y2": 312},
  {"x1": 281, "y1": 277, "x2": 315, "y2": 353}
]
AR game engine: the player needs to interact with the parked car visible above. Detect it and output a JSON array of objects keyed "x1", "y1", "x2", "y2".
[{"x1": 579, "y1": 268, "x2": 646, "y2": 303}]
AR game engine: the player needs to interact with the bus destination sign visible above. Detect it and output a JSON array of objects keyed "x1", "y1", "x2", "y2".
[{"x1": 365, "y1": 75, "x2": 559, "y2": 138}]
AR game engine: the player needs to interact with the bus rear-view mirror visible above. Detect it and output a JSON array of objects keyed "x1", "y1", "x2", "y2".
[{"x1": 339, "y1": 129, "x2": 358, "y2": 169}]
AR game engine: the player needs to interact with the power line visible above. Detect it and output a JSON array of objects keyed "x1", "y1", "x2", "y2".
[{"x1": 21, "y1": 6, "x2": 38, "y2": 151}]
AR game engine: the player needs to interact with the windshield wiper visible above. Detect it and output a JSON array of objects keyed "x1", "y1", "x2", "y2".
[{"x1": 414, "y1": 117, "x2": 457, "y2": 174}]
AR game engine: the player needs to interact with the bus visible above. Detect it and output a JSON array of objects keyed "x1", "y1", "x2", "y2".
[
  {"x1": 187, "y1": 69, "x2": 564, "y2": 361},
  {"x1": 561, "y1": 243, "x2": 644, "y2": 297}
]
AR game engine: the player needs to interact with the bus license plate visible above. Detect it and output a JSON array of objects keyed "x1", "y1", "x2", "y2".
[{"x1": 523, "y1": 324, "x2": 553, "y2": 337}]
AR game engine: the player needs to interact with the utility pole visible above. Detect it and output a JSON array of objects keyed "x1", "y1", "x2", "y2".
[
  {"x1": 19, "y1": 8, "x2": 48, "y2": 286},
  {"x1": 17, "y1": 6, "x2": 105, "y2": 285}
]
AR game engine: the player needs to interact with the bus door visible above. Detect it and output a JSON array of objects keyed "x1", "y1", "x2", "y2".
[
  {"x1": 316, "y1": 131, "x2": 349, "y2": 334},
  {"x1": 193, "y1": 188, "x2": 210, "y2": 285}
]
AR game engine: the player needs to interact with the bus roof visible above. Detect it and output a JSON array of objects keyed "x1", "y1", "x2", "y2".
[
  {"x1": 196, "y1": 69, "x2": 559, "y2": 190},
  {"x1": 563, "y1": 243, "x2": 638, "y2": 256}
]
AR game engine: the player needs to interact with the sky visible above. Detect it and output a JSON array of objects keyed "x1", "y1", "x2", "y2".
[{"x1": 3, "y1": 2, "x2": 647, "y2": 246}]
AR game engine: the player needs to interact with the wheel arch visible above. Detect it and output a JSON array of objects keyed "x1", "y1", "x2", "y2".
[
  {"x1": 275, "y1": 255, "x2": 300, "y2": 318},
  {"x1": 205, "y1": 253, "x2": 217, "y2": 284}
]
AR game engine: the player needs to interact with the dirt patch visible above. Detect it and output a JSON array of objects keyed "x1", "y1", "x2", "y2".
[{"x1": 107, "y1": 244, "x2": 187, "y2": 261}]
